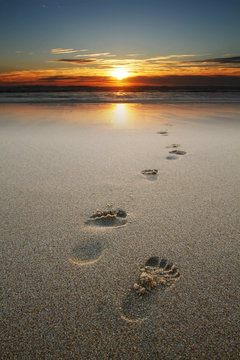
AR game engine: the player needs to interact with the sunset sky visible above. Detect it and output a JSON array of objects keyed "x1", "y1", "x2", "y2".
[{"x1": 1, "y1": 0, "x2": 240, "y2": 87}]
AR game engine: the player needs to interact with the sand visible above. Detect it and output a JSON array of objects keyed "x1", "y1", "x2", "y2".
[{"x1": 1, "y1": 103, "x2": 240, "y2": 359}]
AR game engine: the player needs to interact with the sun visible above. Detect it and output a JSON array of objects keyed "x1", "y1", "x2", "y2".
[{"x1": 111, "y1": 68, "x2": 128, "y2": 80}]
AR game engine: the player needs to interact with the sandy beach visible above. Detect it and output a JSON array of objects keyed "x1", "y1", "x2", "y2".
[{"x1": 1, "y1": 102, "x2": 240, "y2": 359}]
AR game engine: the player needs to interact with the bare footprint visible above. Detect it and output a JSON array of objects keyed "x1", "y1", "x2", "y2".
[
  {"x1": 85, "y1": 209, "x2": 127, "y2": 228},
  {"x1": 120, "y1": 257, "x2": 180, "y2": 322},
  {"x1": 69, "y1": 239, "x2": 104, "y2": 265},
  {"x1": 169, "y1": 150, "x2": 186, "y2": 155},
  {"x1": 166, "y1": 144, "x2": 180, "y2": 149},
  {"x1": 166, "y1": 155, "x2": 178, "y2": 160},
  {"x1": 157, "y1": 131, "x2": 168, "y2": 136},
  {"x1": 141, "y1": 169, "x2": 158, "y2": 181},
  {"x1": 141, "y1": 169, "x2": 158, "y2": 175}
]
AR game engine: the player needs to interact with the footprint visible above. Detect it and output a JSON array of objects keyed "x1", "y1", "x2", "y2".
[
  {"x1": 120, "y1": 257, "x2": 180, "y2": 322},
  {"x1": 166, "y1": 155, "x2": 178, "y2": 160},
  {"x1": 169, "y1": 150, "x2": 186, "y2": 155},
  {"x1": 166, "y1": 144, "x2": 180, "y2": 149},
  {"x1": 141, "y1": 169, "x2": 158, "y2": 181},
  {"x1": 141, "y1": 169, "x2": 158, "y2": 175},
  {"x1": 157, "y1": 131, "x2": 168, "y2": 136},
  {"x1": 85, "y1": 209, "x2": 127, "y2": 228},
  {"x1": 69, "y1": 238, "x2": 104, "y2": 265}
]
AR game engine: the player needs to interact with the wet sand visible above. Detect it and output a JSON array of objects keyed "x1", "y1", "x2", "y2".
[{"x1": 1, "y1": 103, "x2": 240, "y2": 359}]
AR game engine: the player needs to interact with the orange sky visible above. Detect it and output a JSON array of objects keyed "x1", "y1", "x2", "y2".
[
  {"x1": 1, "y1": 54, "x2": 240, "y2": 87},
  {"x1": 1, "y1": 1, "x2": 240, "y2": 87}
]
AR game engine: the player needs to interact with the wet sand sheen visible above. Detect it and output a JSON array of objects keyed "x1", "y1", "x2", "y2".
[{"x1": 1, "y1": 103, "x2": 240, "y2": 359}]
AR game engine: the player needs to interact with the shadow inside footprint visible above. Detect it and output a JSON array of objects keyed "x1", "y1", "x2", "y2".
[
  {"x1": 120, "y1": 257, "x2": 180, "y2": 322},
  {"x1": 166, "y1": 155, "x2": 178, "y2": 160},
  {"x1": 86, "y1": 209, "x2": 127, "y2": 228},
  {"x1": 157, "y1": 131, "x2": 168, "y2": 136},
  {"x1": 166, "y1": 144, "x2": 180, "y2": 149},
  {"x1": 169, "y1": 150, "x2": 186, "y2": 155},
  {"x1": 69, "y1": 239, "x2": 104, "y2": 265}
]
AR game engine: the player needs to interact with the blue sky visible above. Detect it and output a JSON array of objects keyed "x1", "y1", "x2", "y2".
[{"x1": 0, "y1": 0, "x2": 240, "y2": 85}]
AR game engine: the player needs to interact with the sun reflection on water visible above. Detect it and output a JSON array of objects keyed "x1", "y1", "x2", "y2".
[
  {"x1": 1, "y1": 103, "x2": 239, "y2": 130},
  {"x1": 113, "y1": 104, "x2": 127, "y2": 126}
]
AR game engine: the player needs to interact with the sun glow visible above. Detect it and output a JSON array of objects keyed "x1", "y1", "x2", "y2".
[{"x1": 111, "y1": 68, "x2": 129, "y2": 80}]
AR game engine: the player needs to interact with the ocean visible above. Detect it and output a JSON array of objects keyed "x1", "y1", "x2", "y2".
[{"x1": 0, "y1": 88, "x2": 240, "y2": 104}]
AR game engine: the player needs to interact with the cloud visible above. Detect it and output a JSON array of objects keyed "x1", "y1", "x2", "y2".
[
  {"x1": 127, "y1": 53, "x2": 142, "y2": 57},
  {"x1": 51, "y1": 48, "x2": 78, "y2": 54},
  {"x1": 2, "y1": 51, "x2": 240, "y2": 87},
  {"x1": 39, "y1": 75, "x2": 78, "y2": 81},
  {"x1": 36, "y1": 75, "x2": 113, "y2": 86},
  {"x1": 56, "y1": 59, "x2": 95, "y2": 65},
  {"x1": 195, "y1": 56, "x2": 240, "y2": 64},
  {"x1": 127, "y1": 75, "x2": 240, "y2": 87},
  {"x1": 1, "y1": 68, "x2": 240, "y2": 87},
  {"x1": 147, "y1": 54, "x2": 197, "y2": 62},
  {"x1": 75, "y1": 52, "x2": 114, "y2": 57}
]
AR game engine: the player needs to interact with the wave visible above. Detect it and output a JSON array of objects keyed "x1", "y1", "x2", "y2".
[{"x1": 0, "y1": 88, "x2": 240, "y2": 104}]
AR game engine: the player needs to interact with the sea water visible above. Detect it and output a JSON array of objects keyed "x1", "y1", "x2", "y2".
[{"x1": 0, "y1": 89, "x2": 240, "y2": 104}]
